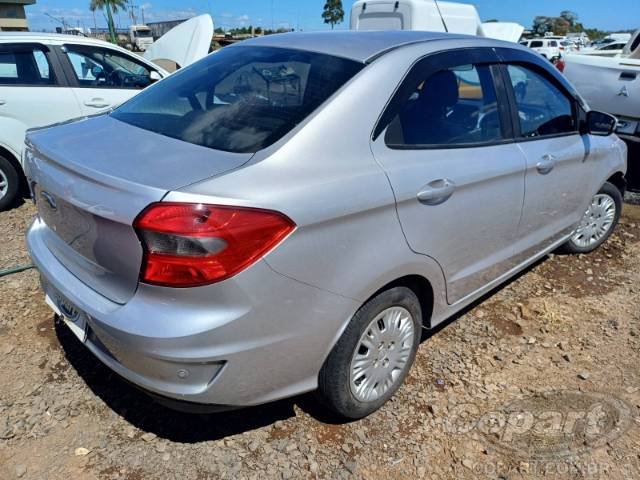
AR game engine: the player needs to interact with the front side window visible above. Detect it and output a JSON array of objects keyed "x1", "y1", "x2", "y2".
[
  {"x1": 529, "y1": 41, "x2": 543, "y2": 48},
  {"x1": 112, "y1": 46, "x2": 364, "y2": 153},
  {"x1": 385, "y1": 64, "x2": 504, "y2": 147},
  {"x1": 0, "y1": 46, "x2": 54, "y2": 85},
  {"x1": 64, "y1": 45, "x2": 153, "y2": 89},
  {"x1": 506, "y1": 64, "x2": 576, "y2": 138}
]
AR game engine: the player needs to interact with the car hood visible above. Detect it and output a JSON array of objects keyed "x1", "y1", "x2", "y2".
[{"x1": 144, "y1": 14, "x2": 214, "y2": 69}]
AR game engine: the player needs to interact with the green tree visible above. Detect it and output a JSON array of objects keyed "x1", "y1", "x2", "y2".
[
  {"x1": 90, "y1": 0, "x2": 126, "y2": 44},
  {"x1": 560, "y1": 10, "x2": 578, "y2": 27},
  {"x1": 322, "y1": 0, "x2": 344, "y2": 30}
]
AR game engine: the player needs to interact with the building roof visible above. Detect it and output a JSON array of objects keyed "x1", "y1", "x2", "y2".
[{"x1": 233, "y1": 30, "x2": 472, "y2": 63}]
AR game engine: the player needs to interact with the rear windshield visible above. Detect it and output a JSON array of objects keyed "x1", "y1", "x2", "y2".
[{"x1": 112, "y1": 46, "x2": 364, "y2": 153}]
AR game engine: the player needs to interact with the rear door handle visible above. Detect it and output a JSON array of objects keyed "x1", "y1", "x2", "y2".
[
  {"x1": 417, "y1": 178, "x2": 456, "y2": 205},
  {"x1": 83, "y1": 98, "x2": 111, "y2": 108},
  {"x1": 0, "y1": 99, "x2": 6, "y2": 105},
  {"x1": 536, "y1": 154, "x2": 557, "y2": 175}
]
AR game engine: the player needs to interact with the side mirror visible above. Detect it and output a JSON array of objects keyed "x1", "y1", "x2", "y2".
[
  {"x1": 149, "y1": 70, "x2": 162, "y2": 82},
  {"x1": 585, "y1": 110, "x2": 617, "y2": 136}
]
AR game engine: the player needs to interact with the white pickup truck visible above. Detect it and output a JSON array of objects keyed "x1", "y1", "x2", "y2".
[{"x1": 564, "y1": 30, "x2": 640, "y2": 190}]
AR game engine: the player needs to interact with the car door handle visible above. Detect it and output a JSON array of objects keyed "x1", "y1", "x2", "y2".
[
  {"x1": 83, "y1": 99, "x2": 111, "y2": 108},
  {"x1": 417, "y1": 179, "x2": 456, "y2": 205},
  {"x1": 536, "y1": 154, "x2": 557, "y2": 175},
  {"x1": 0, "y1": 99, "x2": 5, "y2": 105}
]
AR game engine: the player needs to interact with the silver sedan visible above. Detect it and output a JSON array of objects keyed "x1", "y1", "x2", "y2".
[{"x1": 25, "y1": 31, "x2": 626, "y2": 419}]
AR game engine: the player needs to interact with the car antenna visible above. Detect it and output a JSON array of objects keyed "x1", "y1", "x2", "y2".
[{"x1": 434, "y1": 0, "x2": 449, "y2": 32}]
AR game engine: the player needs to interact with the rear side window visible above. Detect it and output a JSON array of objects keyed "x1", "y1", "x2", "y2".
[
  {"x1": 0, "y1": 47, "x2": 54, "y2": 85},
  {"x1": 506, "y1": 64, "x2": 576, "y2": 138},
  {"x1": 112, "y1": 46, "x2": 364, "y2": 153},
  {"x1": 385, "y1": 64, "x2": 504, "y2": 147}
]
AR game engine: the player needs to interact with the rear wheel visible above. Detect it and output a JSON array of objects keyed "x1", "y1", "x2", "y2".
[
  {"x1": 0, "y1": 155, "x2": 19, "y2": 211},
  {"x1": 317, "y1": 287, "x2": 422, "y2": 419},
  {"x1": 560, "y1": 182, "x2": 622, "y2": 254}
]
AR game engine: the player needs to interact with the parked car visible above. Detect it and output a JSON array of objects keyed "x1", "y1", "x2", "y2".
[
  {"x1": 523, "y1": 38, "x2": 562, "y2": 61},
  {"x1": 25, "y1": 31, "x2": 627, "y2": 419},
  {"x1": 0, "y1": 32, "x2": 168, "y2": 210}
]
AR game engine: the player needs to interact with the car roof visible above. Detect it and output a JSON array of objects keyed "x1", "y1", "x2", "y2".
[
  {"x1": 231, "y1": 30, "x2": 508, "y2": 63},
  {"x1": 0, "y1": 31, "x2": 113, "y2": 47}
]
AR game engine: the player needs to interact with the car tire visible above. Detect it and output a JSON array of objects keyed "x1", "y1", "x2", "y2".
[
  {"x1": 317, "y1": 286, "x2": 422, "y2": 419},
  {"x1": 559, "y1": 182, "x2": 622, "y2": 254},
  {"x1": 0, "y1": 154, "x2": 19, "y2": 211}
]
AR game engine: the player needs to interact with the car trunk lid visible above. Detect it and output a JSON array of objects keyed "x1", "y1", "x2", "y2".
[{"x1": 25, "y1": 114, "x2": 253, "y2": 304}]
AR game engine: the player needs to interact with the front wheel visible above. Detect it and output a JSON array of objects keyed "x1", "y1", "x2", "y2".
[
  {"x1": 560, "y1": 182, "x2": 622, "y2": 254},
  {"x1": 317, "y1": 287, "x2": 422, "y2": 419}
]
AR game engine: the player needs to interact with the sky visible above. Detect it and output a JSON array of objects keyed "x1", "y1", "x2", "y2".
[{"x1": 26, "y1": 0, "x2": 640, "y2": 33}]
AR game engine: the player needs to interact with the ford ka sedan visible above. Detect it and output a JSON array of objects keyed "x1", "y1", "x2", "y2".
[{"x1": 25, "y1": 31, "x2": 626, "y2": 419}]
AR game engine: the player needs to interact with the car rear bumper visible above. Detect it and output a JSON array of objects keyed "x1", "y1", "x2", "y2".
[{"x1": 27, "y1": 217, "x2": 359, "y2": 407}]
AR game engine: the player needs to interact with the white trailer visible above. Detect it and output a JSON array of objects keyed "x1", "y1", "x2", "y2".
[{"x1": 349, "y1": 0, "x2": 524, "y2": 42}]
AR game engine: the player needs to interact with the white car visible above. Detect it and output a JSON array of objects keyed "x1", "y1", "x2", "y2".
[
  {"x1": 0, "y1": 32, "x2": 170, "y2": 209},
  {"x1": 523, "y1": 38, "x2": 562, "y2": 61}
]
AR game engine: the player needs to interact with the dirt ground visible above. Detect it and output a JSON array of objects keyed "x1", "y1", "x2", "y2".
[{"x1": 1, "y1": 198, "x2": 639, "y2": 480}]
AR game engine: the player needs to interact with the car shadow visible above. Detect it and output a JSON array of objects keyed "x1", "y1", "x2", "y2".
[
  {"x1": 54, "y1": 319, "x2": 348, "y2": 443},
  {"x1": 54, "y1": 255, "x2": 548, "y2": 443}
]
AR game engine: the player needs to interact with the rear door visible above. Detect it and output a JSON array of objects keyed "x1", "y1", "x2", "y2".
[
  {"x1": 57, "y1": 43, "x2": 160, "y2": 116},
  {"x1": 0, "y1": 42, "x2": 81, "y2": 156},
  {"x1": 500, "y1": 59, "x2": 589, "y2": 257},
  {"x1": 371, "y1": 48, "x2": 527, "y2": 304}
]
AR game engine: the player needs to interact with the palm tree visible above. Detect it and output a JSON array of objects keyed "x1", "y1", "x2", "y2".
[
  {"x1": 322, "y1": 0, "x2": 344, "y2": 30},
  {"x1": 90, "y1": 0, "x2": 127, "y2": 44}
]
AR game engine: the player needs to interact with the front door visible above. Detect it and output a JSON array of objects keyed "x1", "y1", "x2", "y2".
[
  {"x1": 371, "y1": 49, "x2": 527, "y2": 304},
  {"x1": 59, "y1": 43, "x2": 157, "y2": 116},
  {"x1": 502, "y1": 63, "x2": 588, "y2": 256}
]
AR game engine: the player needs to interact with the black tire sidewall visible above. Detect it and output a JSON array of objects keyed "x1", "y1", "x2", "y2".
[
  {"x1": 563, "y1": 182, "x2": 622, "y2": 254},
  {"x1": 0, "y1": 155, "x2": 19, "y2": 210},
  {"x1": 317, "y1": 286, "x2": 422, "y2": 419}
]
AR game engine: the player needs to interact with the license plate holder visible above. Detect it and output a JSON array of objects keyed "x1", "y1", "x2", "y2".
[{"x1": 45, "y1": 291, "x2": 87, "y2": 343}]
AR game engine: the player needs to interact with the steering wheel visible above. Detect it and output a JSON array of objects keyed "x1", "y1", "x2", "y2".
[{"x1": 107, "y1": 70, "x2": 129, "y2": 87}]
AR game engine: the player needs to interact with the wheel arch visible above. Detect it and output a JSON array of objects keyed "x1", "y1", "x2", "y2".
[
  {"x1": 606, "y1": 171, "x2": 627, "y2": 196},
  {"x1": 367, "y1": 274, "x2": 435, "y2": 330}
]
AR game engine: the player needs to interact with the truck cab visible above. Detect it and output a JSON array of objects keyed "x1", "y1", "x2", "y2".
[{"x1": 129, "y1": 25, "x2": 153, "y2": 52}]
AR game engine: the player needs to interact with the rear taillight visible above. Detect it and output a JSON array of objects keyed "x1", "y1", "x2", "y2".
[{"x1": 134, "y1": 203, "x2": 295, "y2": 287}]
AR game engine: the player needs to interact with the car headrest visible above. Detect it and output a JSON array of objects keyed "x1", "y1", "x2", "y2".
[{"x1": 418, "y1": 70, "x2": 459, "y2": 111}]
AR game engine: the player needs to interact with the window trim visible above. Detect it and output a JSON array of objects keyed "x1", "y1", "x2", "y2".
[
  {"x1": 499, "y1": 62, "x2": 581, "y2": 143},
  {"x1": 0, "y1": 43, "x2": 63, "y2": 88},
  {"x1": 373, "y1": 47, "x2": 516, "y2": 150},
  {"x1": 60, "y1": 43, "x2": 156, "y2": 90}
]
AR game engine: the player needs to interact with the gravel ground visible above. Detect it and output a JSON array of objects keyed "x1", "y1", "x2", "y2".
[{"x1": 1, "y1": 198, "x2": 639, "y2": 480}]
